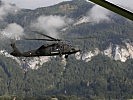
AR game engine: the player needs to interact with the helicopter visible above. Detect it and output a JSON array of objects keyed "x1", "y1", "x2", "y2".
[
  {"x1": 10, "y1": 31, "x2": 92, "y2": 59},
  {"x1": 10, "y1": 0, "x2": 133, "y2": 59}
]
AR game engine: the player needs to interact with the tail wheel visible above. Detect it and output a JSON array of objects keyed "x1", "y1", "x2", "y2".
[{"x1": 65, "y1": 54, "x2": 68, "y2": 59}]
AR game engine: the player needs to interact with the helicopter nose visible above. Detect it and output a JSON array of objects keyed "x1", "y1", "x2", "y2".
[
  {"x1": 10, "y1": 51, "x2": 19, "y2": 56},
  {"x1": 76, "y1": 49, "x2": 81, "y2": 52},
  {"x1": 10, "y1": 52, "x2": 16, "y2": 56},
  {"x1": 71, "y1": 47, "x2": 81, "y2": 52}
]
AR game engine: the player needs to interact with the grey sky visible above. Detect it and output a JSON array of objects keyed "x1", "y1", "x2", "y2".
[
  {"x1": 2, "y1": 0, "x2": 72, "y2": 9},
  {"x1": 106, "y1": 0, "x2": 133, "y2": 12},
  {"x1": 2, "y1": 0, "x2": 133, "y2": 12}
]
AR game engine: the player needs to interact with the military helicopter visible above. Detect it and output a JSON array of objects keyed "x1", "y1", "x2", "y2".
[
  {"x1": 10, "y1": 31, "x2": 93, "y2": 59},
  {"x1": 10, "y1": 0, "x2": 133, "y2": 59}
]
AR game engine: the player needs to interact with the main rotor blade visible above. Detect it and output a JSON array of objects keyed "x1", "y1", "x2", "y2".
[
  {"x1": 66, "y1": 36, "x2": 97, "y2": 40},
  {"x1": 32, "y1": 31, "x2": 59, "y2": 41},
  {"x1": 24, "y1": 38, "x2": 59, "y2": 41}
]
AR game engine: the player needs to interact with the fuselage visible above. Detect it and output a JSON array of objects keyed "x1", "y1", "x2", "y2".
[{"x1": 10, "y1": 43, "x2": 80, "y2": 57}]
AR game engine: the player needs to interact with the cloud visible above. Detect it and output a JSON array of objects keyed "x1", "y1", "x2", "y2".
[
  {"x1": 0, "y1": 1, "x2": 20, "y2": 20},
  {"x1": 87, "y1": 5, "x2": 111, "y2": 23},
  {"x1": 1, "y1": 23, "x2": 24, "y2": 40},
  {"x1": 75, "y1": 6, "x2": 111, "y2": 24},
  {"x1": 31, "y1": 15, "x2": 73, "y2": 38},
  {"x1": 76, "y1": 0, "x2": 112, "y2": 24},
  {"x1": 3, "y1": 0, "x2": 72, "y2": 9}
]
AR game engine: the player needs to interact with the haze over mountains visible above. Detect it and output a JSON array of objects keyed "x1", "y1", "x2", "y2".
[{"x1": 0, "y1": 0, "x2": 133, "y2": 99}]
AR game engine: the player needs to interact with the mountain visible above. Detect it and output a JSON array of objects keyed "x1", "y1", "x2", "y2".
[{"x1": 0, "y1": 0, "x2": 133, "y2": 99}]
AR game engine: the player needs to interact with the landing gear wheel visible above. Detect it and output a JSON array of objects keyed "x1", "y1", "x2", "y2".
[{"x1": 65, "y1": 54, "x2": 68, "y2": 59}]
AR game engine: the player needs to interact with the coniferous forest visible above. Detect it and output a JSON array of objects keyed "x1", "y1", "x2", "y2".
[{"x1": 0, "y1": 0, "x2": 133, "y2": 99}]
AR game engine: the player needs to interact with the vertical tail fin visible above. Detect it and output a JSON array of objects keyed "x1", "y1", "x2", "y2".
[{"x1": 10, "y1": 43, "x2": 21, "y2": 56}]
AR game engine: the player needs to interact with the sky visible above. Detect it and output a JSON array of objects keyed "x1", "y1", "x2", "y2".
[
  {"x1": 2, "y1": 0, "x2": 133, "y2": 11},
  {"x1": 106, "y1": 0, "x2": 133, "y2": 12},
  {"x1": 2, "y1": 0, "x2": 72, "y2": 9}
]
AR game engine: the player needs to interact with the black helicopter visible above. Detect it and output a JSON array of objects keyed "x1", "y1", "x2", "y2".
[{"x1": 10, "y1": 31, "x2": 84, "y2": 59}]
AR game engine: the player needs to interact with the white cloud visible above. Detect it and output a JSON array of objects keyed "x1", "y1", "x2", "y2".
[
  {"x1": 2, "y1": 0, "x2": 72, "y2": 9},
  {"x1": 31, "y1": 15, "x2": 73, "y2": 38},
  {"x1": 1, "y1": 23, "x2": 24, "y2": 40},
  {"x1": 87, "y1": 5, "x2": 111, "y2": 23},
  {"x1": 0, "y1": 1, "x2": 20, "y2": 20},
  {"x1": 75, "y1": 4, "x2": 111, "y2": 24}
]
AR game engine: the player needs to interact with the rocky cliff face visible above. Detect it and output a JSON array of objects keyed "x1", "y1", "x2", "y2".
[
  {"x1": 75, "y1": 42, "x2": 133, "y2": 62},
  {"x1": 0, "y1": 50, "x2": 50, "y2": 69},
  {"x1": 1, "y1": 41, "x2": 133, "y2": 70},
  {"x1": 0, "y1": 0, "x2": 133, "y2": 70}
]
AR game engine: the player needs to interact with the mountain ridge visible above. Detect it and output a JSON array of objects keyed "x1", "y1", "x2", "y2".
[{"x1": 0, "y1": 0, "x2": 133, "y2": 99}]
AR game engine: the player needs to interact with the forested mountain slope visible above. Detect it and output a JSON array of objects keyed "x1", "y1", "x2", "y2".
[{"x1": 0, "y1": 0, "x2": 133, "y2": 99}]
